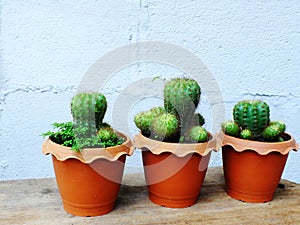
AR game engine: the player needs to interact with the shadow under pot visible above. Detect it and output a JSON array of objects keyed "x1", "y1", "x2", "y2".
[
  {"x1": 42, "y1": 132, "x2": 134, "y2": 217},
  {"x1": 134, "y1": 132, "x2": 217, "y2": 208},
  {"x1": 220, "y1": 132, "x2": 298, "y2": 203}
]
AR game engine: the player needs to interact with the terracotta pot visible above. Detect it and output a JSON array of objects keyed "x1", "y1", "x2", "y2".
[
  {"x1": 134, "y1": 133, "x2": 217, "y2": 208},
  {"x1": 42, "y1": 132, "x2": 134, "y2": 217},
  {"x1": 219, "y1": 132, "x2": 298, "y2": 203}
]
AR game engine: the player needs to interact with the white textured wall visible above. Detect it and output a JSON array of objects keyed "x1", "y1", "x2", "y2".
[{"x1": 1, "y1": 0, "x2": 299, "y2": 183}]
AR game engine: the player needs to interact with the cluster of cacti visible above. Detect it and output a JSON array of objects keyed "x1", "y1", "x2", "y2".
[
  {"x1": 71, "y1": 92, "x2": 122, "y2": 147},
  {"x1": 134, "y1": 78, "x2": 209, "y2": 143},
  {"x1": 222, "y1": 100, "x2": 286, "y2": 142}
]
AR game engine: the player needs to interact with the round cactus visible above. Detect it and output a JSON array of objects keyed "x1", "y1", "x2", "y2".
[
  {"x1": 134, "y1": 107, "x2": 165, "y2": 136},
  {"x1": 222, "y1": 121, "x2": 240, "y2": 137},
  {"x1": 71, "y1": 92, "x2": 107, "y2": 131},
  {"x1": 278, "y1": 136, "x2": 285, "y2": 142},
  {"x1": 151, "y1": 113, "x2": 179, "y2": 141},
  {"x1": 98, "y1": 127, "x2": 118, "y2": 142},
  {"x1": 270, "y1": 121, "x2": 286, "y2": 134},
  {"x1": 164, "y1": 78, "x2": 201, "y2": 120},
  {"x1": 240, "y1": 129, "x2": 253, "y2": 140},
  {"x1": 185, "y1": 126, "x2": 209, "y2": 143},
  {"x1": 262, "y1": 123, "x2": 285, "y2": 141},
  {"x1": 233, "y1": 100, "x2": 270, "y2": 137}
]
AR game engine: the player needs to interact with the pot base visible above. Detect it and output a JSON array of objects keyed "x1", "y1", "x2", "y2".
[
  {"x1": 63, "y1": 199, "x2": 115, "y2": 217},
  {"x1": 225, "y1": 186, "x2": 273, "y2": 203},
  {"x1": 148, "y1": 190, "x2": 198, "y2": 208}
]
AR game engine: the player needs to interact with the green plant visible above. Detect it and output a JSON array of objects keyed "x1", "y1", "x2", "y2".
[
  {"x1": 222, "y1": 100, "x2": 287, "y2": 142},
  {"x1": 151, "y1": 112, "x2": 179, "y2": 141},
  {"x1": 184, "y1": 126, "x2": 209, "y2": 143},
  {"x1": 233, "y1": 100, "x2": 270, "y2": 138},
  {"x1": 71, "y1": 92, "x2": 107, "y2": 135},
  {"x1": 134, "y1": 78, "x2": 208, "y2": 143},
  {"x1": 164, "y1": 78, "x2": 200, "y2": 121},
  {"x1": 134, "y1": 107, "x2": 165, "y2": 137},
  {"x1": 43, "y1": 92, "x2": 124, "y2": 151}
]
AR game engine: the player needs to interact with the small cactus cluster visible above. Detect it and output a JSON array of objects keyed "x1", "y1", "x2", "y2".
[
  {"x1": 134, "y1": 78, "x2": 209, "y2": 143},
  {"x1": 222, "y1": 100, "x2": 287, "y2": 142},
  {"x1": 71, "y1": 92, "x2": 123, "y2": 148}
]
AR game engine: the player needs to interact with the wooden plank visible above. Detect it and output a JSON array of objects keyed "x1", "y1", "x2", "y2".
[{"x1": 0, "y1": 167, "x2": 299, "y2": 225}]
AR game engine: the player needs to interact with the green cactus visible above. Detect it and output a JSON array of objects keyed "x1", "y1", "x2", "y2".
[
  {"x1": 134, "y1": 78, "x2": 208, "y2": 143},
  {"x1": 98, "y1": 127, "x2": 118, "y2": 142},
  {"x1": 224, "y1": 100, "x2": 287, "y2": 142},
  {"x1": 97, "y1": 127, "x2": 124, "y2": 147},
  {"x1": 270, "y1": 121, "x2": 286, "y2": 133},
  {"x1": 164, "y1": 78, "x2": 201, "y2": 120},
  {"x1": 278, "y1": 136, "x2": 285, "y2": 142},
  {"x1": 185, "y1": 126, "x2": 209, "y2": 143},
  {"x1": 240, "y1": 129, "x2": 253, "y2": 140},
  {"x1": 134, "y1": 107, "x2": 165, "y2": 136},
  {"x1": 71, "y1": 92, "x2": 107, "y2": 133},
  {"x1": 233, "y1": 100, "x2": 270, "y2": 137},
  {"x1": 222, "y1": 121, "x2": 240, "y2": 137},
  {"x1": 151, "y1": 112, "x2": 179, "y2": 141},
  {"x1": 262, "y1": 122, "x2": 285, "y2": 141}
]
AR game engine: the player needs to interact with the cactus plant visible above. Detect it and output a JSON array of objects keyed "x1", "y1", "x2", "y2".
[
  {"x1": 134, "y1": 107, "x2": 165, "y2": 136},
  {"x1": 43, "y1": 92, "x2": 123, "y2": 151},
  {"x1": 240, "y1": 129, "x2": 253, "y2": 140},
  {"x1": 261, "y1": 122, "x2": 285, "y2": 141},
  {"x1": 233, "y1": 100, "x2": 270, "y2": 138},
  {"x1": 134, "y1": 78, "x2": 209, "y2": 143},
  {"x1": 71, "y1": 92, "x2": 107, "y2": 134},
  {"x1": 222, "y1": 121, "x2": 240, "y2": 137},
  {"x1": 222, "y1": 100, "x2": 287, "y2": 142},
  {"x1": 164, "y1": 78, "x2": 201, "y2": 121},
  {"x1": 184, "y1": 126, "x2": 209, "y2": 143},
  {"x1": 151, "y1": 112, "x2": 179, "y2": 141}
]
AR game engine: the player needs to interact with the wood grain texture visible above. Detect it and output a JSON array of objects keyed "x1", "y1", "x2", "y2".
[{"x1": 0, "y1": 167, "x2": 299, "y2": 225}]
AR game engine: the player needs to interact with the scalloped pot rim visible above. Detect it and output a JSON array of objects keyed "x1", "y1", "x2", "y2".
[
  {"x1": 42, "y1": 132, "x2": 134, "y2": 163},
  {"x1": 133, "y1": 132, "x2": 218, "y2": 157},
  {"x1": 218, "y1": 131, "x2": 299, "y2": 155}
]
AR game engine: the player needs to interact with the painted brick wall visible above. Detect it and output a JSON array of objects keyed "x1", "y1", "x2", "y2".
[{"x1": 1, "y1": 0, "x2": 299, "y2": 183}]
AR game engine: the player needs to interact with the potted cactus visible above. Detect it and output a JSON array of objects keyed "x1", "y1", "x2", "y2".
[
  {"x1": 220, "y1": 100, "x2": 298, "y2": 203},
  {"x1": 42, "y1": 92, "x2": 134, "y2": 216},
  {"x1": 134, "y1": 78, "x2": 216, "y2": 208}
]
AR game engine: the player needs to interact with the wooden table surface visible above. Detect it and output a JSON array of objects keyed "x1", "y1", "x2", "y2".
[{"x1": 0, "y1": 167, "x2": 299, "y2": 225}]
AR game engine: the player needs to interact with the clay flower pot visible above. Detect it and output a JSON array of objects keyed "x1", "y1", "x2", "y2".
[
  {"x1": 219, "y1": 131, "x2": 298, "y2": 203},
  {"x1": 42, "y1": 132, "x2": 134, "y2": 217},
  {"x1": 134, "y1": 133, "x2": 217, "y2": 208}
]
